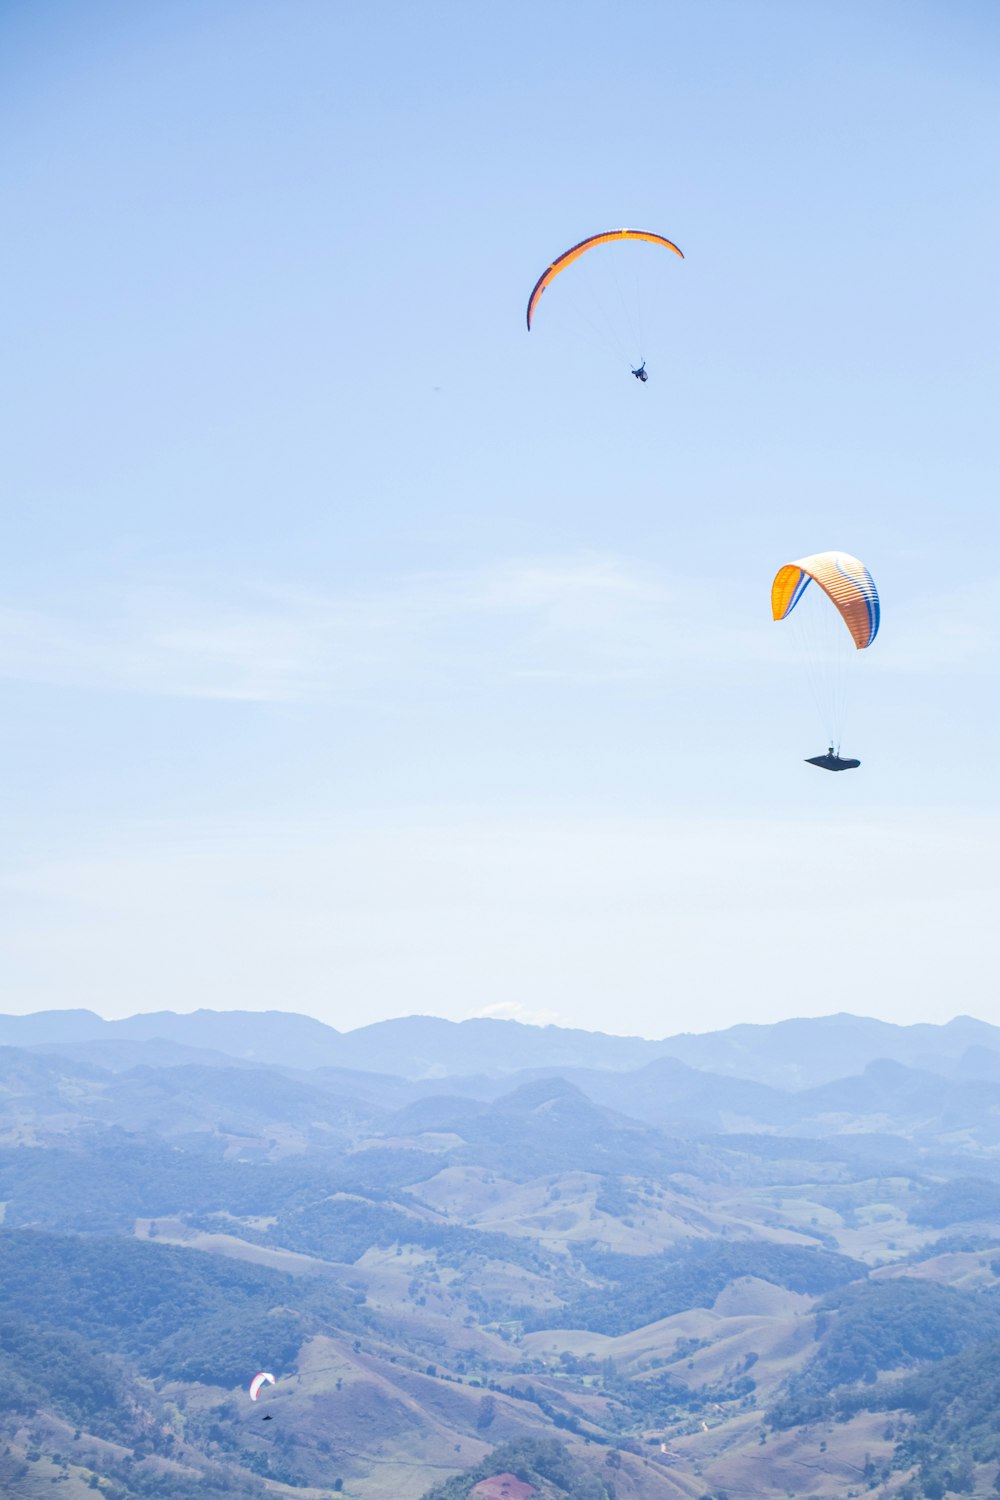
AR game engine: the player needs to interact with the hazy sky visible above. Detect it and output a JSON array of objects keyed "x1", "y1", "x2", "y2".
[{"x1": 2, "y1": 0, "x2": 998, "y2": 1035}]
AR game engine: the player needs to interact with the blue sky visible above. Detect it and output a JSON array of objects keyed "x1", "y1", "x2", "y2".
[{"x1": 1, "y1": 0, "x2": 998, "y2": 1034}]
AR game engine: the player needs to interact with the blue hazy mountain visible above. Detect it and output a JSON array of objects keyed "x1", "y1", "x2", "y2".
[{"x1": 3, "y1": 1008, "x2": 1000, "y2": 1088}]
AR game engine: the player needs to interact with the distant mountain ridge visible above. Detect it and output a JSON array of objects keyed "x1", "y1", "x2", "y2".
[{"x1": 1, "y1": 1007, "x2": 999, "y2": 1089}]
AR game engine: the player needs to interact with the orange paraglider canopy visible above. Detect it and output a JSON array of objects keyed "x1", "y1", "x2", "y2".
[
  {"x1": 771, "y1": 551, "x2": 880, "y2": 651},
  {"x1": 526, "y1": 228, "x2": 683, "y2": 330}
]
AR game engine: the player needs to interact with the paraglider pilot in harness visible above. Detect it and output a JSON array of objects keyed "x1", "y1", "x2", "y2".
[
  {"x1": 805, "y1": 745, "x2": 861, "y2": 772},
  {"x1": 631, "y1": 361, "x2": 648, "y2": 382},
  {"x1": 771, "y1": 551, "x2": 880, "y2": 775}
]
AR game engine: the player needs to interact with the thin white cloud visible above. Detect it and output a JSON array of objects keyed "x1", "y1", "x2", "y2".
[
  {"x1": 0, "y1": 597, "x2": 320, "y2": 702},
  {"x1": 0, "y1": 556, "x2": 717, "y2": 703},
  {"x1": 0, "y1": 555, "x2": 994, "y2": 703}
]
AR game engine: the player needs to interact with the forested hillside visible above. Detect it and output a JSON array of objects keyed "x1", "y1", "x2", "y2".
[{"x1": 2, "y1": 1013, "x2": 1000, "y2": 1499}]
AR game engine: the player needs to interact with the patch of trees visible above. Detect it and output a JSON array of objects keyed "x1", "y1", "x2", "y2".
[
  {"x1": 0, "y1": 1131, "x2": 446, "y2": 1236},
  {"x1": 796, "y1": 1338, "x2": 1000, "y2": 1499},
  {"x1": 0, "y1": 1227, "x2": 365, "y2": 1384},
  {"x1": 907, "y1": 1231, "x2": 1000, "y2": 1262},
  {"x1": 323, "y1": 1145, "x2": 447, "y2": 1193},
  {"x1": 768, "y1": 1278, "x2": 1000, "y2": 1430},
  {"x1": 0, "y1": 1133, "x2": 285, "y2": 1232},
  {"x1": 910, "y1": 1177, "x2": 1000, "y2": 1228},
  {"x1": 0, "y1": 1314, "x2": 123, "y2": 1433},
  {"x1": 527, "y1": 1239, "x2": 865, "y2": 1337},
  {"x1": 593, "y1": 1177, "x2": 635, "y2": 1219},
  {"x1": 702, "y1": 1131, "x2": 920, "y2": 1175},
  {"x1": 881, "y1": 1338, "x2": 1000, "y2": 1473},
  {"x1": 265, "y1": 1194, "x2": 548, "y2": 1274},
  {"x1": 606, "y1": 1368, "x2": 704, "y2": 1427}
]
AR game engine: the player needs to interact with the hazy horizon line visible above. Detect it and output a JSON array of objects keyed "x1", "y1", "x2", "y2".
[{"x1": 0, "y1": 1002, "x2": 991, "y2": 1043}]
